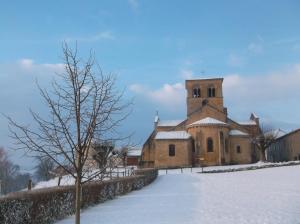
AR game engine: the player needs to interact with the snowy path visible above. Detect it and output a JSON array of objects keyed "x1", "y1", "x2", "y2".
[{"x1": 57, "y1": 166, "x2": 300, "y2": 224}]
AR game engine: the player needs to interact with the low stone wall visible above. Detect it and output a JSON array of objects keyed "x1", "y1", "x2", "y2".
[{"x1": 0, "y1": 168, "x2": 157, "y2": 224}]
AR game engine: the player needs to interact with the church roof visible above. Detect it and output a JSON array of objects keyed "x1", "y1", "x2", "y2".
[
  {"x1": 127, "y1": 148, "x2": 142, "y2": 157},
  {"x1": 157, "y1": 120, "x2": 184, "y2": 127},
  {"x1": 155, "y1": 131, "x2": 191, "y2": 140},
  {"x1": 238, "y1": 120, "x2": 257, "y2": 125},
  {"x1": 229, "y1": 129, "x2": 249, "y2": 136},
  {"x1": 188, "y1": 117, "x2": 227, "y2": 127},
  {"x1": 251, "y1": 112, "x2": 259, "y2": 119}
]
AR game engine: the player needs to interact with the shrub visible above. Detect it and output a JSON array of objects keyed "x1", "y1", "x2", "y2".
[{"x1": 0, "y1": 168, "x2": 157, "y2": 224}]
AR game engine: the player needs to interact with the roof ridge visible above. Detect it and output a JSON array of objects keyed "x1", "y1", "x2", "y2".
[{"x1": 188, "y1": 116, "x2": 227, "y2": 127}]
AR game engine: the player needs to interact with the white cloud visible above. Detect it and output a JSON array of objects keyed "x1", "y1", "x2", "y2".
[
  {"x1": 128, "y1": 0, "x2": 139, "y2": 12},
  {"x1": 223, "y1": 74, "x2": 241, "y2": 88},
  {"x1": 293, "y1": 43, "x2": 300, "y2": 52},
  {"x1": 130, "y1": 63, "x2": 300, "y2": 117},
  {"x1": 246, "y1": 35, "x2": 264, "y2": 55},
  {"x1": 248, "y1": 42, "x2": 263, "y2": 54},
  {"x1": 129, "y1": 84, "x2": 144, "y2": 93},
  {"x1": 270, "y1": 37, "x2": 300, "y2": 46},
  {"x1": 16, "y1": 58, "x2": 64, "y2": 74},
  {"x1": 91, "y1": 31, "x2": 115, "y2": 40},
  {"x1": 66, "y1": 31, "x2": 115, "y2": 43},
  {"x1": 227, "y1": 54, "x2": 245, "y2": 67},
  {"x1": 130, "y1": 83, "x2": 185, "y2": 108},
  {"x1": 223, "y1": 63, "x2": 300, "y2": 104},
  {"x1": 19, "y1": 58, "x2": 34, "y2": 69},
  {"x1": 181, "y1": 69, "x2": 194, "y2": 79}
]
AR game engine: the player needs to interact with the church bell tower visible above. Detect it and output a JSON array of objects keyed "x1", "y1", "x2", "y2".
[{"x1": 185, "y1": 78, "x2": 224, "y2": 116}]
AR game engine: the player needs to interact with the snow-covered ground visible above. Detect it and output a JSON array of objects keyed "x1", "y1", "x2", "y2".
[
  {"x1": 158, "y1": 161, "x2": 300, "y2": 175},
  {"x1": 33, "y1": 166, "x2": 136, "y2": 189},
  {"x1": 56, "y1": 165, "x2": 300, "y2": 224},
  {"x1": 34, "y1": 162, "x2": 300, "y2": 189}
]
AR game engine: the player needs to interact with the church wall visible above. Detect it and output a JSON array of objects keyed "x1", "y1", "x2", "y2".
[
  {"x1": 229, "y1": 136, "x2": 252, "y2": 164},
  {"x1": 187, "y1": 125, "x2": 229, "y2": 166},
  {"x1": 222, "y1": 130, "x2": 231, "y2": 164},
  {"x1": 141, "y1": 136, "x2": 156, "y2": 168},
  {"x1": 187, "y1": 105, "x2": 227, "y2": 126},
  {"x1": 173, "y1": 121, "x2": 188, "y2": 131},
  {"x1": 156, "y1": 125, "x2": 185, "y2": 132},
  {"x1": 187, "y1": 97, "x2": 224, "y2": 116},
  {"x1": 153, "y1": 139, "x2": 193, "y2": 168},
  {"x1": 227, "y1": 119, "x2": 251, "y2": 134},
  {"x1": 156, "y1": 126, "x2": 174, "y2": 132},
  {"x1": 241, "y1": 125, "x2": 260, "y2": 137}
]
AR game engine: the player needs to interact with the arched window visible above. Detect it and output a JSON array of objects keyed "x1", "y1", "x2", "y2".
[
  {"x1": 169, "y1": 144, "x2": 175, "y2": 156},
  {"x1": 207, "y1": 138, "x2": 213, "y2": 152},
  {"x1": 208, "y1": 87, "x2": 216, "y2": 97},
  {"x1": 193, "y1": 88, "x2": 201, "y2": 98},
  {"x1": 236, "y1": 145, "x2": 241, "y2": 153}
]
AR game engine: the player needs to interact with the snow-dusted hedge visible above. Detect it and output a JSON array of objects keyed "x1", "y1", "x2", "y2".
[{"x1": 0, "y1": 168, "x2": 158, "y2": 224}]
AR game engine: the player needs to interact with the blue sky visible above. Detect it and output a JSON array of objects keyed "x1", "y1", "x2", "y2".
[{"x1": 1, "y1": 0, "x2": 300, "y2": 171}]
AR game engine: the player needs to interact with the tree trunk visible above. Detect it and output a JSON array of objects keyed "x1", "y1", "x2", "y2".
[
  {"x1": 75, "y1": 176, "x2": 81, "y2": 224},
  {"x1": 259, "y1": 148, "x2": 266, "y2": 162}
]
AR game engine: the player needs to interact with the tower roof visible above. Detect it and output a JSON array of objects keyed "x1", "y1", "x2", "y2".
[{"x1": 185, "y1": 77, "x2": 223, "y2": 82}]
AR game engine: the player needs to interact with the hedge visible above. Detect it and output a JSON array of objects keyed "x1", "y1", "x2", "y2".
[{"x1": 0, "y1": 168, "x2": 157, "y2": 224}]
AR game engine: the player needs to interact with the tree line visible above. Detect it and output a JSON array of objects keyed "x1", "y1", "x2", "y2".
[{"x1": 0, "y1": 147, "x2": 31, "y2": 194}]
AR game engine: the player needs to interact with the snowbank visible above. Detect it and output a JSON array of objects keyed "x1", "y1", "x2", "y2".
[
  {"x1": 57, "y1": 165, "x2": 300, "y2": 224},
  {"x1": 158, "y1": 160, "x2": 300, "y2": 175}
]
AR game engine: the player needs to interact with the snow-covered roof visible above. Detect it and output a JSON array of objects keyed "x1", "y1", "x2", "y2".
[
  {"x1": 188, "y1": 117, "x2": 227, "y2": 127},
  {"x1": 229, "y1": 129, "x2": 249, "y2": 136},
  {"x1": 127, "y1": 148, "x2": 142, "y2": 157},
  {"x1": 251, "y1": 113, "x2": 258, "y2": 119},
  {"x1": 157, "y1": 120, "x2": 184, "y2": 127},
  {"x1": 238, "y1": 120, "x2": 257, "y2": 125},
  {"x1": 273, "y1": 129, "x2": 286, "y2": 139},
  {"x1": 155, "y1": 131, "x2": 191, "y2": 140},
  {"x1": 265, "y1": 129, "x2": 286, "y2": 139}
]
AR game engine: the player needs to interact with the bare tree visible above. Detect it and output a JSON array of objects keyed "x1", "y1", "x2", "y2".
[
  {"x1": 0, "y1": 147, "x2": 31, "y2": 194},
  {"x1": 119, "y1": 147, "x2": 128, "y2": 167},
  {"x1": 7, "y1": 43, "x2": 131, "y2": 224},
  {"x1": 34, "y1": 156, "x2": 55, "y2": 181},
  {"x1": 252, "y1": 125, "x2": 278, "y2": 162}
]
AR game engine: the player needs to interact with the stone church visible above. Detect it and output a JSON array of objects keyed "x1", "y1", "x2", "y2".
[{"x1": 141, "y1": 78, "x2": 260, "y2": 168}]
